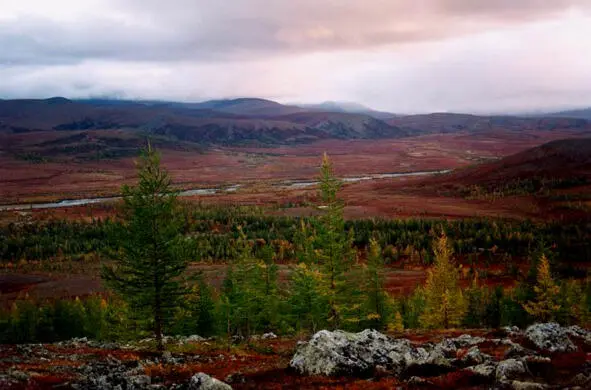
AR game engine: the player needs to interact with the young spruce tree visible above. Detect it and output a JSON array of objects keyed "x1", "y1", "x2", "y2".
[
  {"x1": 102, "y1": 145, "x2": 189, "y2": 351},
  {"x1": 363, "y1": 238, "x2": 389, "y2": 330}
]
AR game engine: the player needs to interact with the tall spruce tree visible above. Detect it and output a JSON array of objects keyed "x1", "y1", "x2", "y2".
[
  {"x1": 101, "y1": 145, "x2": 189, "y2": 351},
  {"x1": 315, "y1": 153, "x2": 356, "y2": 329}
]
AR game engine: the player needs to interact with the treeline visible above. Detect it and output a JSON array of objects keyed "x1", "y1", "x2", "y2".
[
  {"x1": 463, "y1": 176, "x2": 588, "y2": 199},
  {"x1": 3, "y1": 235, "x2": 590, "y2": 344},
  {"x1": 2, "y1": 208, "x2": 591, "y2": 268}
]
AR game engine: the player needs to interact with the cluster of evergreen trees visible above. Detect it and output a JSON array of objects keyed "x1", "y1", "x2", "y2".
[{"x1": 2, "y1": 147, "x2": 591, "y2": 347}]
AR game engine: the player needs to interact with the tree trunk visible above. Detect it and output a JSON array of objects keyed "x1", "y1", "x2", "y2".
[{"x1": 155, "y1": 293, "x2": 164, "y2": 352}]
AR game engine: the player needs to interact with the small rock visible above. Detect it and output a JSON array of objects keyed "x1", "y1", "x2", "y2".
[
  {"x1": 8, "y1": 370, "x2": 30, "y2": 382},
  {"x1": 503, "y1": 326, "x2": 521, "y2": 335},
  {"x1": 496, "y1": 359, "x2": 528, "y2": 383},
  {"x1": 450, "y1": 334, "x2": 486, "y2": 348},
  {"x1": 570, "y1": 373, "x2": 591, "y2": 387},
  {"x1": 186, "y1": 335, "x2": 206, "y2": 343},
  {"x1": 188, "y1": 373, "x2": 232, "y2": 390},
  {"x1": 127, "y1": 375, "x2": 151, "y2": 389},
  {"x1": 224, "y1": 373, "x2": 246, "y2": 384},
  {"x1": 502, "y1": 339, "x2": 532, "y2": 359},
  {"x1": 467, "y1": 362, "x2": 498, "y2": 380},
  {"x1": 565, "y1": 325, "x2": 591, "y2": 346},
  {"x1": 406, "y1": 376, "x2": 432, "y2": 386},
  {"x1": 509, "y1": 380, "x2": 547, "y2": 390},
  {"x1": 460, "y1": 346, "x2": 491, "y2": 367},
  {"x1": 524, "y1": 323, "x2": 577, "y2": 353},
  {"x1": 262, "y1": 332, "x2": 278, "y2": 340}
]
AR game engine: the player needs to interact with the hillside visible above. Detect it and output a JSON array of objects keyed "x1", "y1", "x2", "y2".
[
  {"x1": 547, "y1": 107, "x2": 591, "y2": 120},
  {"x1": 176, "y1": 98, "x2": 306, "y2": 116},
  {"x1": 296, "y1": 101, "x2": 396, "y2": 120},
  {"x1": 443, "y1": 138, "x2": 591, "y2": 187},
  {"x1": 387, "y1": 113, "x2": 589, "y2": 134},
  {"x1": 0, "y1": 98, "x2": 404, "y2": 159},
  {"x1": 411, "y1": 137, "x2": 591, "y2": 207}
]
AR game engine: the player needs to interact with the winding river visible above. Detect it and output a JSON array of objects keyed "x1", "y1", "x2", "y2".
[{"x1": 0, "y1": 169, "x2": 450, "y2": 211}]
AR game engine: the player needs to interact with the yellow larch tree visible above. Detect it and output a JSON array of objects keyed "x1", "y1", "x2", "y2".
[
  {"x1": 523, "y1": 255, "x2": 560, "y2": 322},
  {"x1": 420, "y1": 234, "x2": 466, "y2": 329}
]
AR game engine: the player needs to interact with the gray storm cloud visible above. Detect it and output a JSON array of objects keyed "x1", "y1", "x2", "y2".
[{"x1": 1, "y1": 0, "x2": 591, "y2": 113}]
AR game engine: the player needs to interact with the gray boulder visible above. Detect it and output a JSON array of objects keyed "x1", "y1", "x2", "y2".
[
  {"x1": 289, "y1": 329, "x2": 414, "y2": 376},
  {"x1": 565, "y1": 325, "x2": 591, "y2": 346},
  {"x1": 460, "y1": 346, "x2": 491, "y2": 367},
  {"x1": 525, "y1": 323, "x2": 577, "y2": 353},
  {"x1": 508, "y1": 380, "x2": 547, "y2": 390},
  {"x1": 496, "y1": 359, "x2": 528, "y2": 383},
  {"x1": 126, "y1": 375, "x2": 151, "y2": 389},
  {"x1": 188, "y1": 373, "x2": 232, "y2": 390},
  {"x1": 502, "y1": 339, "x2": 533, "y2": 359},
  {"x1": 467, "y1": 362, "x2": 498, "y2": 380}
]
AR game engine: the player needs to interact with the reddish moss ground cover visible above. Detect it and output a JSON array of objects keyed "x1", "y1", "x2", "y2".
[{"x1": 2, "y1": 329, "x2": 590, "y2": 389}]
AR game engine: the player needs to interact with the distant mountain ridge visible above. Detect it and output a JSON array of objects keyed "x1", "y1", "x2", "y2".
[
  {"x1": 1, "y1": 97, "x2": 590, "y2": 160},
  {"x1": 387, "y1": 112, "x2": 589, "y2": 134},
  {"x1": 295, "y1": 101, "x2": 396, "y2": 120},
  {"x1": 545, "y1": 107, "x2": 591, "y2": 120},
  {"x1": 0, "y1": 97, "x2": 406, "y2": 159}
]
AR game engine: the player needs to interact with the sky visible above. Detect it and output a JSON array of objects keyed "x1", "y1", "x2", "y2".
[{"x1": 1, "y1": 0, "x2": 591, "y2": 114}]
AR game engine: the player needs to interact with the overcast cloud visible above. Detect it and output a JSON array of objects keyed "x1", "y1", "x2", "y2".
[{"x1": 1, "y1": 0, "x2": 591, "y2": 113}]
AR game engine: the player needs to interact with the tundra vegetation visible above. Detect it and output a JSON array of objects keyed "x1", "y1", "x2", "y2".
[{"x1": 1, "y1": 148, "x2": 591, "y2": 345}]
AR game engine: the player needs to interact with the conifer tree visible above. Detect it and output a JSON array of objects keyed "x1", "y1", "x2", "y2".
[
  {"x1": 464, "y1": 273, "x2": 486, "y2": 328},
  {"x1": 485, "y1": 286, "x2": 504, "y2": 328},
  {"x1": 363, "y1": 238, "x2": 389, "y2": 329},
  {"x1": 101, "y1": 145, "x2": 189, "y2": 351},
  {"x1": 315, "y1": 153, "x2": 356, "y2": 329},
  {"x1": 556, "y1": 280, "x2": 586, "y2": 326},
  {"x1": 388, "y1": 311, "x2": 405, "y2": 333},
  {"x1": 420, "y1": 234, "x2": 466, "y2": 329},
  {"x1": 523, "y1": 255, "x2": 560, "y2": 322},
  {"x1": 220, "y1": 227, "x2": 254, "y2": 338},
  {"x1": 289, "y1": 263, "x2": 329, "y2": 332}
]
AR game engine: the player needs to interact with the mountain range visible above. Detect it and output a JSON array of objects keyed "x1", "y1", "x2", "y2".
[{"x1": 0, "y1": 97, "x2": 590, "y2": 160}]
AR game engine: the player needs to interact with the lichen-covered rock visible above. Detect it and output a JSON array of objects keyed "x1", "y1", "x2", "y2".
[
  {"x1": 565, "y1": 325, "x2": 591, "y2": 346},
  {"x1": 496, "y1": 359, "x2": 528, "y2": 383},
  {"x1": 289, "y1": 329, "x2": 413, "y2": 376},
  {"x1": 467, "y1": 362, "x2": 498, "y2": 380},
  {"x1": 126, "y1": 375, "x2": 151, "y2": 389},
  {"x1": 460, "y1": 346, "x2": 491, "y2": 367},
  {"x1": 188, "y1": 373, "x2": 232, "y2": 390},
  {"x1": 508, "y1": 380, "x2": 547, "y2": 390},
  {"x1": 502, "y1": 339, "x2": 533, "y2": 359},
  {"x1": 525, "y1": 323, "x2": 577, "y2": 353},
  {"x1": 570, "y1": 373, "x2": 591, "y2": 387}
]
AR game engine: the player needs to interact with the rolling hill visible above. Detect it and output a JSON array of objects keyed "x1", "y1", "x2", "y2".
[
  {"x1": 427, "y1": 137, "x2": 591, "y2": 192},
  {"x1": 0, "y1": 98, "x2": 406, "y2": 160},
  {"x1": 546, "y1": 107, "x2": 591, "y2": 120},
  {"x1": 295, "y1": 101, "x2": 396, "y2": 120},
  {"x1": 387, "y1": 113, "x2": 589, "y2": 134}
]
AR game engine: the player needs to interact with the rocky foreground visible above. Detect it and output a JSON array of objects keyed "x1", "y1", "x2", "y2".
[{"x1": 1, "y1": 323, "x2": 590, "y2": 389}]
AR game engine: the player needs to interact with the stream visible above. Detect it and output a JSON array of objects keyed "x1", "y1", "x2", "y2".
[{"x1": 0, "y1": 169, "x2": 450, "y2": 211}]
